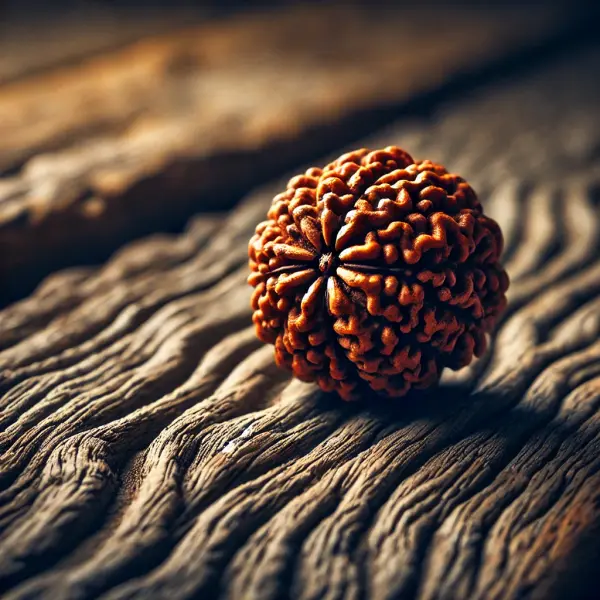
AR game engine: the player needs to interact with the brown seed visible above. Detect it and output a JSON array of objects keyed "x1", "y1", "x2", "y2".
[{"x1": 248, "y1": 146, "x2": 509, "y2": 401}]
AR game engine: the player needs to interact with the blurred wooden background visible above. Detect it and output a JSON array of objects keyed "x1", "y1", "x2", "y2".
[{"x1": 0, "y1": 0, "x2": 590, "y2": 304}]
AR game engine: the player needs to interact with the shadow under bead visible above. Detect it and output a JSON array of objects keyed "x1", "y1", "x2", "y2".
[{"x1": 248, "y1": 146, "x2": 509, "y2": 401}]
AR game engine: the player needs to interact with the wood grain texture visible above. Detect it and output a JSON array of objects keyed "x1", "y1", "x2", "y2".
[
  {"x1": 1, "y1": 45, "x2": 600, "y2": 600},
  {"x1": 0, "y1": 3, "x2": 573, "y2": 304}
]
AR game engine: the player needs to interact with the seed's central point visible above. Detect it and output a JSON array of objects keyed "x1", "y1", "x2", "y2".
[{"x1": 319, "y1": 252, "x2": 336, "y2": 275}]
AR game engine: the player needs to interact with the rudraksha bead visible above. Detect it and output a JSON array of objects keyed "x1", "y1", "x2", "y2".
[{"x1": 248, "y1": 146, "x2": 509, "y2": 400}]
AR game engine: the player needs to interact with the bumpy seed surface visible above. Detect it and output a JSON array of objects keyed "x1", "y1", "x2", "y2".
[{"x1": 248, "y1": 146, "x2": 509, "y2": 400}]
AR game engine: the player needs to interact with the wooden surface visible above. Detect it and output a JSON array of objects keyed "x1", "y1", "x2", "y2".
[
  {"x1": 0, "y1": 2, "x2": 574, "y2": 304},
  {"x1": 0, "y1": 6, "x2": 207, "y2": 85},
  {"x1": 1, "y1": 30, "x2": 599, "y2": 598}
]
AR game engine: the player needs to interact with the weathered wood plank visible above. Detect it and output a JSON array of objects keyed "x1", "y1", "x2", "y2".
[
  {"x1": 1, "y1": 46, "x2": 599, "y2": 600},
  {"x1": 0, "y1": 3, "x2": 575, "y2": 304},
  {"x1": 0, "y1": 6, "x2": 205, "y2": 85}
]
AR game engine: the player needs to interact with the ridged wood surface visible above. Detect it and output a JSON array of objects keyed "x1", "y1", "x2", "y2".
[{"x1": 1, "y1": 40, "x2": 599, "y2": 600}]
